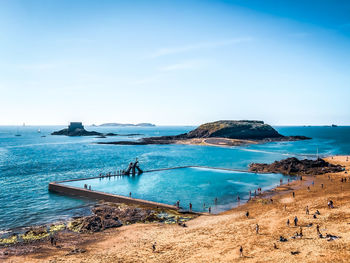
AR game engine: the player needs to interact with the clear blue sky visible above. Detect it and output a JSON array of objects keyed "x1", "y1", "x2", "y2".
[{"x1": 0, "y1": 0, "x2": 349, "y2": 125}]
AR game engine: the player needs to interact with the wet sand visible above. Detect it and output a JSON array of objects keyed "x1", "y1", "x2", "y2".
[
  {"x1": 175, "y1": 137, "x2": 258, "y2": 147},
  {"x1": 2, "y1": 156, "x2": 350, "y2": 263}
]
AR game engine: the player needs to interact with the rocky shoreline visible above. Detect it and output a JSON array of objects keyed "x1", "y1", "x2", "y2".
[
  {"x1": 249, "y1": 157, "x2": 344, "y2": 175},
  {"x1": 0, "y1": 202, "x2": 196, "y2": 249}
]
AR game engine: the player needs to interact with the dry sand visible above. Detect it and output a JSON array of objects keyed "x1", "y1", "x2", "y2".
[{"x1": 3, "y1": 156, "x2": 350, "y2": 263}]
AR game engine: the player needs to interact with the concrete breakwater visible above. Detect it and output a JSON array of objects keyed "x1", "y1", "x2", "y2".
[{"x1": 49, "y1": 182, "x2": 178, "y2": 210}]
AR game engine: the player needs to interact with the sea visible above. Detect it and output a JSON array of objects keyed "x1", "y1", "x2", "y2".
[{"x1": 0, "y1": 125, "x2": 349, "y2": 233}]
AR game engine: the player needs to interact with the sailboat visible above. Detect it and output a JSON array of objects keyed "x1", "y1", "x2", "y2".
[{"x1": 15, "y1": 127, "x2": 21, "y2": 137}]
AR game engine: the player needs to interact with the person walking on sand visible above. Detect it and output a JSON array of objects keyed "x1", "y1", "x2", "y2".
[
  {"x1": 246, "y1": 211, "x2": 249, "y2": 218},
  {"x1": 129, "y1": 192, "x2": 132, "y2": 198},
  {"x1": 292, "y1": 191, "x2": 295, "y2": 198},
  {"x1": 239, "y1": 246, "x2": 243, "y2": 257},
  {"x1": 328, "y1": 200, "x2": 334, "y2": 209},
  {"x1": 306, "y1": 206, "x2": 309, "y2": 215},
  {"x1": 152, "y1": 242, "x2": 156, "y2": 252},
  {"x1": 208, "y1": 207, "x2": 211, "y2": 214},
  {"x1": 299, "y1": 227, "x2": 303, "y2": 238},
  {"x1": 50, "y1": 235, "x2": 56, "y2": 246},
  {"x1": 286, "y1": 219, "x2": 290, "y2": 226},
  {"x1": 256, "y1": 224, "x2": 259, "y2": 234},
  {"x1": 294, "y1": 216, "x2": 298, "y2": 226},
  {"x1": 316, "y1": 225, "x2": 321, "y2": 235}
]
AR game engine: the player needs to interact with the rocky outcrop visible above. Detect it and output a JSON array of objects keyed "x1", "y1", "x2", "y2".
[
  {"x1": 186, "y1": 120, "x2": 282, "y2": 139},
  {"x1": 92, "y1": 205, "x2": 158, "y2": 225},
  {"x1": 51, "y1": 128, "x2": 103, "y2": 136},
  {"x1": 249, "y1": 157, "x2": 344, "y2": 176},
  {"x1": 68, "y1": 204, "x2": 159, "y2": 233}
]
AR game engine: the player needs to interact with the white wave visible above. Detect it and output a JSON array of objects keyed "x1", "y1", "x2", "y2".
[
  {"x1": 5, "y1": 140, "x2": 92, "y2": 149},
  {"x1": 227, "y1": 180, "x2": 256, "y2": 187}
]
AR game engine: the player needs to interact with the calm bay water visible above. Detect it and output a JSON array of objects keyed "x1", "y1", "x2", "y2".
[{"x1": 0, "y1": 125, "x2": 349, "y2": 232}]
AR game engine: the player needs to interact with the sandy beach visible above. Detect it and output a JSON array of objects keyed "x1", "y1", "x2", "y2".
[{"x1": 2, "y1": 156, "x2": 350, "y2": 263}]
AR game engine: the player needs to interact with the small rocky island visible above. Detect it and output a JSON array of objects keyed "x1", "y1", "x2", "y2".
[
  {"x1": 98, "y1": 120, "x2": 310, "y2": 146},
  {"x1": 249, "y1": 157, "x2": 344, "y2": 176},
  {"x1": 52, "y1": 122, "x2": 117, "y2": 137}
]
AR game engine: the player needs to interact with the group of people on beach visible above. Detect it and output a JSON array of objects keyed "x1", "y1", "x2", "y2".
[{"x1": 237, "y1": 172, "x2": 347, "y2": 258}]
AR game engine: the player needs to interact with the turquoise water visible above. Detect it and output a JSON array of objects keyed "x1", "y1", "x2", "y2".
[
  {"x1": 63, "y1": 167, "x2": 289, "y2": 213},
  {"x1": 0, "y1": 125, "x2": 349, "y2": 232}
]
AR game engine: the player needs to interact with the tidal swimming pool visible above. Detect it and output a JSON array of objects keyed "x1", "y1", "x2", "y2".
[{"x1": 62, "y1": 167, "x2": 293, "y2": 213}]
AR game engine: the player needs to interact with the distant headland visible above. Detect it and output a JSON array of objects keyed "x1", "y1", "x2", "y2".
[
  {"x1": 98, "y1": 120, "x2": 311, "y2": 146},
  {"x1": 93, "y1": 123, "x2": 156, "y2": 127}
]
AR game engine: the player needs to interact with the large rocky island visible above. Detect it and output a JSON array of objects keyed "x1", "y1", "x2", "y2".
[{"x1": 98, "y1": 120, "x2": 310, "y2": 146}]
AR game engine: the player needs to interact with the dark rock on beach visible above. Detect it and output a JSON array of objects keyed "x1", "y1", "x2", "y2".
[
  {"x1": 249, "y1": 157, "x2": 344, "y2": 176},
  {"x1": 92, "y1": 204, "x2": 158, "y2": 225},
  {"x1": 68, "y1": 204, "x2": 159, "y2": 233}
]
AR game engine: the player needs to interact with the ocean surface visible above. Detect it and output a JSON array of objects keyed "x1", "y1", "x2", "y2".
[{"x1": 0, "y1": 125, "x2": 349, "y2": 233}]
